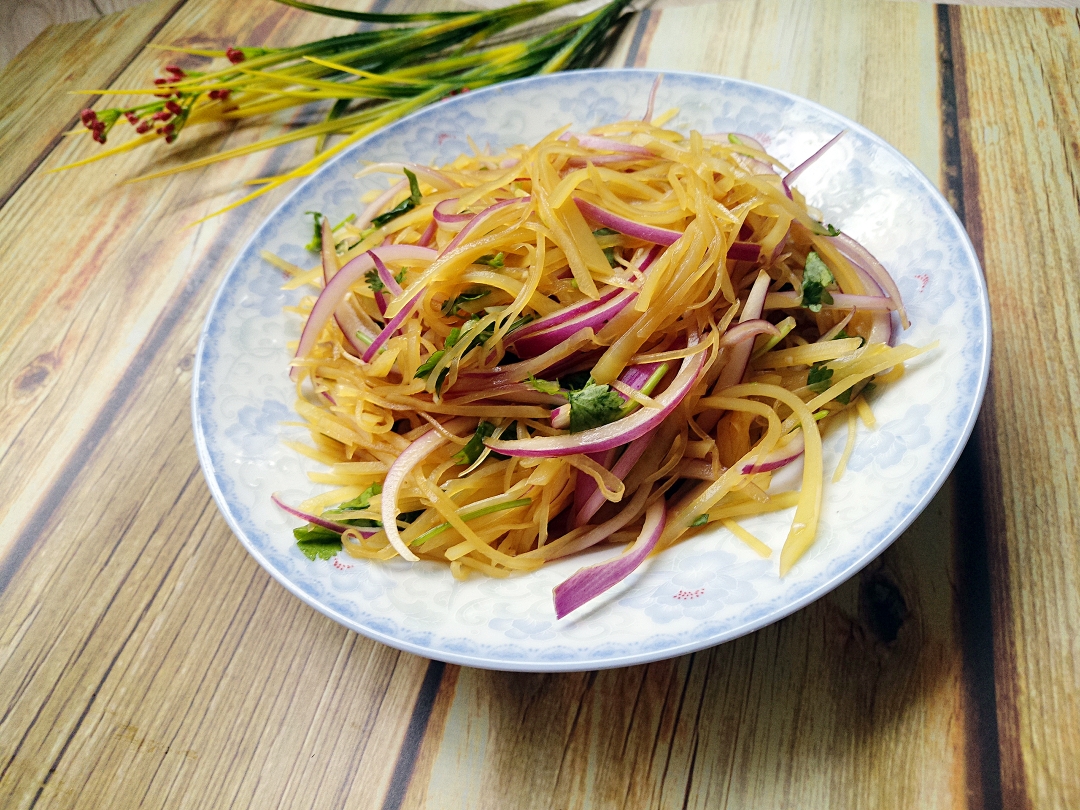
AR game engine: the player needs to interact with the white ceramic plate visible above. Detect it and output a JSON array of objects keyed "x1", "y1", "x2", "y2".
[{"x1": 193, "y1": 69, "x2": 990, "y2": 671}]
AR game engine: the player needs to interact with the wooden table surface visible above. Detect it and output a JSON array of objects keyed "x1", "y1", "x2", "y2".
[{"x1": 1, "y1": 0, "x2": 1078, "y2": 807}]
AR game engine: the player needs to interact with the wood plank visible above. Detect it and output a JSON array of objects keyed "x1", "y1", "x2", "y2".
[
  {"x1": 0, "y1": 1, "x2": 431, "y2": 805},
  {"x1": 403, "y1": 494, "x2": 969, "y2": 809},
  {"x1": 0, "y1": 0, "x2": 358, "y2": 590},
  {"x1": 0, "y1": 0, "x2": 186, "y2": 204},
  {"x1": 952, "y1": 6, "x2": 1080, "y2": 808},
  {"x1": 400, "y1": 2, "x2": 976, "y2": 806}
]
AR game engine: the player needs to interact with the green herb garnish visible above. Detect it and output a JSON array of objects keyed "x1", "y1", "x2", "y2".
[
  {"x1": 801, "y1": 251, "x2": 835, "y2": 312},
  {"x1": 475, "y1": 252, "x2": 505, "y2": 267},
  {"x1": 526, "y1": 376, "x2": 562, "y2": 396},
  {"x1": 453, "y1": 421, "x2": 496, "y2": 465},
  {"x1": 691, "y1": 514, "x2": 709, "y2": 527},
  {"x1": 441, "y1": 288, "x2": 490, "y2": 316},
  {"x1": 411, "y1": 498, "x2": 532, "y2": 546},
  {"x1": 567, "y1": 380, "x2": 624, "y2": 433},
  {"x1": 295, "y1": 524, "x2": 344, "y2": 560},
  {"x1": 370, "y1": 168, "x2": 422, "y2": 228},
  {"x1": 806, "y1": 362, "x2": 834, "y2": 394},
  {"x1": 810, "y1": 220, "x2": 842, "y2": 237},
  {"x1": 305, "y1": 211, "x2": 325, "y2": 251}
]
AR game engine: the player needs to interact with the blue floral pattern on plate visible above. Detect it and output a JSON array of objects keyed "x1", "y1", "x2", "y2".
[{"x1": 192, "y1": 70, "x2": 990, "y2": 672}]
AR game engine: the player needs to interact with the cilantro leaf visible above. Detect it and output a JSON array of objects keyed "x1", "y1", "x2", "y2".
[
  {"x1": 294, "y1": 524, "x2": 342, "y2": 561},
  {"x1": 834, "y1": 329, "x2": 866, "y2": 348},
  {"x1": 810, "y1": 220, "x2": 842, "y2": 237},
  {"x1": 526, "y1": 376, "x2": 561, "y2": 396},
  {"x1": 838, "y1": 375, "x2": 876, "y2": 405},
  {"x1": 475, "y1": 253, "x2": 505, "y2": 268},
  {"x1": 603, "y1": 247, "x2": 616, "y2": 267},
  {"x1": 441, "y1": 288, "x2": 489, "y2": 316},
  {"x1": 328, "y1": 483, "x2": 382, "y2": 514},
  {"x1": 691, "y1": 514, "x2": 709, "y2": 527},
  {"x1": 366, "y1": 265, "x2": 407, "y2": 293},
  {"x1": 305, "y1": 211, "x2": 325, "y2": 252},
  {"x1": 414, "y1": 350, "x2": 446, "y2": 380},
  {"x1": 806, "y1": 362, "x2": 834, "y2": 394},
  {"x1": 454, "y1": 421, "x2": 496, "y2": 465},
  {"x1": 365, "y1": 268, "x2": 384, "y2": 292},
  {"x1": 370, "y1": 168, "x2": 422, "y2": 229},
  {"x1": 567, "y1": 381, "x2": 624, "y2": 433},
  {"x1": 592, "y1": 228, "x2": 619, "y2": 237},
  {"x1": 801, "y1": 251, "x2": 835, "y2": 312}
]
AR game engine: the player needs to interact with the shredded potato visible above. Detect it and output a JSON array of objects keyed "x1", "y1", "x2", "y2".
[{"x1": 275, "y1": 113, "x2": 926, "y2": 613}]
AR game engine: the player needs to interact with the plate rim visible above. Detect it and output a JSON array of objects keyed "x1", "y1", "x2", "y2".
[{"x1": 192, "y1": 68, "x2": 991, "y2": 672}]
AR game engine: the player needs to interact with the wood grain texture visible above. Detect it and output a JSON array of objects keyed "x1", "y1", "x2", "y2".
[
  {"x1": 402, "y1": 494, "x2": 968, "y2": 809},
  {"x1": 0, "y1": 0, "x2": 151, "y2": 70},
  {"x1": 0, "y1": 0, "x2": 187, "y2": 205},
  {"x1": 2, "y1": 0, "x2": 1078, "y2": 807},
  {"x1": 952, "y1": 6, "x2": 1080, "y2": 808},
  {"x1": 0, "y1": 1, "x2": 431, "y2": 807}
]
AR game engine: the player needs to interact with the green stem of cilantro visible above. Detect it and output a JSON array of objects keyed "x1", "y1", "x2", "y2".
[
  {"x1": 751, "y1": 316, "x2": 796, "y2": 359},
  {"x1": 619, "y1": 363, "x2": 670, "y2": 417},
  {"x1": 410, "y1": 498, "x2": 532, "y2": 546}
]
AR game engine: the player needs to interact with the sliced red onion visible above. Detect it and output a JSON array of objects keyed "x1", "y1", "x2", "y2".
[
  {"x1": 293, "y1": 245, "x2": 437, "y2": 378},
  {"x1": 559, "y1": 132, "x2": 653, "y2": 157},
  {"x1": 718, "y1": 319, "x2": 780, "y2": 350},
  {"x1": 705, "y1": 132, "x2": 767, "y2": 152},
  {"x1": 573, "y1": 428, "x2": 656, "y2": 527},
  {"x1": 339, "y1": 298, "x2": 379, "y2": 354},
  {"x1": 362, "y1": 288, "x2": 423, "y2": 363},
  {"x1": 770, "y1": 228, "x2": 790, "y2": 263},
  {"x1": 373, "y1": 290, "x2": 387, "y2": 316},
  {"x1": 728, "y1": 241, "x2": 761, "y2": 262},
  {"x1": 742, "y1": 431, "x2": 805, "y2": 474},
  {"x1": 455, "y1": 330, "x2": 598, "y2": 392},
  {"x1": 551, "y1": 404, "x2": 570, "y2": 429},
  {"x1": 841, "y1": 259, "x2": 893, "y2": 345},
  {"x1": 319, "y1": 220, "x2": 373, "y2": 355},
  {"x1": 509, "y1": 286, "x2": 624, "y2": 343},
  {"x1": 511, "y1": 289, "x2": 636, "y2": 359},
  {"x1": 712, "y1": 271, "x2": 771, "y2": 391},
  {"x1": 573, "y1": 448, "x2": 615, "y2": 523},
  {"x1": 553, "y1": 497, "x2": 666, "y2": 619},
  {"x1": 784, "y1": 129, "x2": 847, "y2": 192},
  {"x1": 381, "y1": 417, "x2": 471, "y2": 561},
  {"x1": 441, "y1": 196, "x2": 530, "y2": 257},
  {"x1": 573, "y1": 198, "x2": 681, "y2": 246},
  {"x1": 829, "y1": 233, "x2": 909, "y2": 329},
  {"x1": 643, "y1": 74, "x2": 661, "y2": 122},
  {"x1": 357, "y1": 179, "x2": 406, "y2": 230},
  {"x1": 485, "y1": 333, "x2": 706, "y2": 457},
  {"x1": 356, "y1": 162, "x2": 458, "y2": 191},
  {"x1": 510, "y1": 246, "x2": 659, "y2": 346},
  {"x1": 370, "y1": 251, "x2": 404, "y2": 296},
  {"x1": 433, "y1": 198, "x2": 473, "y2": 225},
  {"x1": 271, "y1": 493, "x2": 377, "y2": 538},
  {"x1": 417, "y1": 218, "x2": 437, "y2": 247}
]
